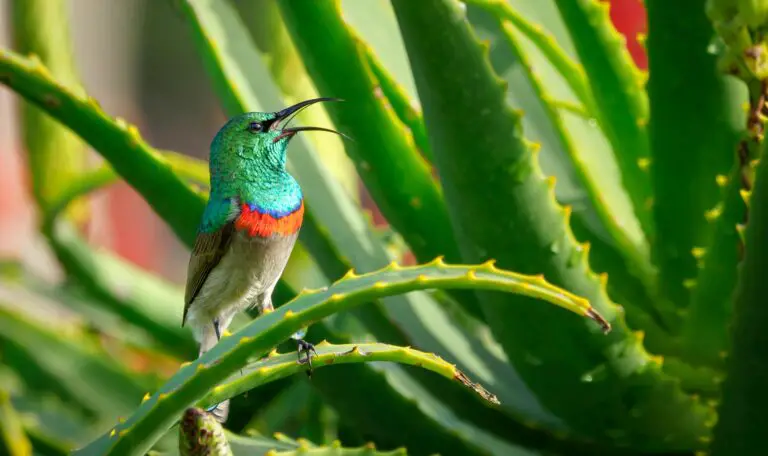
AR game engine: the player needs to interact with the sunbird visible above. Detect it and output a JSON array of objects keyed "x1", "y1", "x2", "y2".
[{"x1": 182, "y1": 97, "x2": 345, "y2": 422}]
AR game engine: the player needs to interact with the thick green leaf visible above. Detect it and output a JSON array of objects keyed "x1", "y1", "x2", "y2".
[
  {"x1": 363, "y1": 49, "x2": 433, "y2": 163},
  {"x1": 646, "y1": 0, "x2": 744, "y2": 313},
  {"x1": 391, "y1": 0, "x2": 712, "y2": 449},
  {"x1": 277, "y1": 0, "x2": 462, "y2": 266},
  {"x1": 0, "y1": 302, "x2": 151, "y2": 424},
  {"x1": 488, "y1": 18, "x2": 668, "y2": 334},
  {"x1": 199, "y1": 343, "x2": 500, "y2": 409},
  {"x1": 462, "y1": 0, "x2": 596, "y2": 114},
  {"x1": 681, "y1": 165, "x2": 746, "y2": 367},
  {"x1": 552, "y1": 0, "x2": 653, "y2": 237},
  {"x1": 0, "y1": 49, "x2": 205, "y2": 247},
  {"x1": 711, "y1": 135, "x2": 768, "y2": 455},
  {"x1": 77, "y1": 261, "x2": 603, "y2": 455},
  {"x1": 11, "y1": 0, "x2": 87, "y2": 214}
]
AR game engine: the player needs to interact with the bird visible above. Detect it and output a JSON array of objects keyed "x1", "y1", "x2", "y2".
[{"x1": 182, "y1": 97, "x2": 345, "y2": 423}]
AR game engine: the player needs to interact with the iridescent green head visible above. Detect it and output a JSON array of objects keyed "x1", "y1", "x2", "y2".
[{"x1": 207, "y1": 98, "x2": 344, "y2": 212}]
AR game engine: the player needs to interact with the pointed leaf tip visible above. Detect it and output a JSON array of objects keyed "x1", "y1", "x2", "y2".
[{"x1": 586, "y1": 308, "x2": 611, "y2": 334}]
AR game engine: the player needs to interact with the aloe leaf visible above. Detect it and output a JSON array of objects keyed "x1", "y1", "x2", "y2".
[
  {"x1": 363, "y1": 49, "x2": 433, "y2": 163},
  {"x1": 710, "y1": 139, "x2": 768, "y2": 455},
  {"x1": 551, "y1": 0, "x2": 653, "y2": 236},
  {"x1": 681, "y1": 166, "x2": 746, "y2": 367},
  {"x1": 77, "y1": 261, "x2": 604, "y2": 455},
  {"x1": 38, "y1": 166, "x2": 199, "y2": 357},
  {"x1": 462, "y1": 0, "x2": 596, "y2": 114},
  {"x1": 198, "y1": 342, "x2": 498, "y2": 410},
  {"x1": 292, "y1": 222, "x2": 597, "y2": 453},
  {"x1": 0, "y1": 389, "x2": 32, "y2": 456},
  {"x1": 277, "y1": 0, "x2": 462, "y2": 266},
  {"x1": 646, "y1": 0, "x2": 745, "y2": 313},
  {"x1": 10, "y1": 0, "x2": 88, "y2": 218},
  {"x1": 391, "y1": 0, "x2": 712, "y2": 449},
  {"x1": 463, "y1": 4, "x2": 665, "y2": 341},
  {"x1": 0, "y1": 302, "x2": 151, "y2": 423},
  {"x1": 0, "y1": 49, "x2": 205, "y2": 246},
  {"x1": 491, "y1": 20, "x2": 668, "y2": 333}
]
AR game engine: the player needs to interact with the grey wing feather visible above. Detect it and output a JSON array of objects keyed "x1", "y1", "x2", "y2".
[{"x1": 182, "y1": 222, "x2": 235, "y2": 326}]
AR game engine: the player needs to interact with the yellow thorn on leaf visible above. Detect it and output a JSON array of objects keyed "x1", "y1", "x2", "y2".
[
  {"x1": 715, "y1": 174, "x2": 728, "y2": 187},
  {"x1": 142, "y1": 393, "x2": 151, "y2": 403},
  {"x1": 466, "y1": 269, "x2": 478, "y2": 280},
  {"x1": 691, "y1": 247, "x2": 706, "y2": 259},
  {"x1": 373, "y1": 281, "x2": 387, "y2": 289},
  {"x1": 740, "y1": 189, "x2": 751, "y2": 204},
  {"x1": 637, "y1": 157, "x2": 651, "y2": 171},
  {"x1": 110, "y1": 429, "x2": 116, "y2": 437},
  {"x1": 222, "y1": 329, "x2": 232, "y2": 337},
  {"x1": 704, "y1": 204, "x2": 723, "y2": 221},
  {"x1": 330, "y1": 293, "x2": 344, "y2": 302},
  {"x1": 284, "y1": 310, "x2": 295, "y2": 318}
]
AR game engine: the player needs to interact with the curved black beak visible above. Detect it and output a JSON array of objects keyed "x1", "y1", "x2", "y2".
[{"x1": 271, "y1": 97, "x2": 350, "y2": 143}]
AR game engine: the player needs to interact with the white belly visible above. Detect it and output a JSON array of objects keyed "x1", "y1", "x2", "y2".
[{"x1": 185, "y1": 230, "x2": 298, "y2": 348}]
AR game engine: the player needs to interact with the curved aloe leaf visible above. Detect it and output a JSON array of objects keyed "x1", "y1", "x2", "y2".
[
  {"x1": 0, "y1": 390, "x2": 32, "y2": 456},
  {"x1": 646, "y1": 0, "x2": 744, "y2": 313},
  {"x1": 711, "y1": 137, "x2": 768, "y2": 455},
  {"x1": 77, "y1": 261, "x2": 605, "y2": 455},
  {"x1": 277, "y1": 0, "x2": 463, "y2": 266},
  {"x1": 198, "y1": 342, "x2": 498, "y2": 409},
  {"x1": 0, "y1": 48, "x2": 205, "y2": 247},
  {"x1": 552, "y1": 0, "x2": 653, "y2": 237},
  {"x1": 391, "y1": 0, "x2": 712, "y2": 449}
]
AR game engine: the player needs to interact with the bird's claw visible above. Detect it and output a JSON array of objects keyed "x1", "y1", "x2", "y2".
[{"x1": 296, "y1": 339, "x2": 318, "y2": 377}]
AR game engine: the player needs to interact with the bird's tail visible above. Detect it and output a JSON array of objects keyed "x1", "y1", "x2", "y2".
[{"x1": 198, "y1": 326, "x2": 230, "y2": 424}]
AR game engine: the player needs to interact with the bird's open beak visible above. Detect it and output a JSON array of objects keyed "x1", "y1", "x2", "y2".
[{"x1": 272, "y1": 97, "x2": 350, "y2": 143}]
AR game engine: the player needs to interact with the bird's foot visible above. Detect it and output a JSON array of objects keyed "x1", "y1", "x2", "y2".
[{"x1": 296, "y1": 339, "x2": 318, "y2": 377}]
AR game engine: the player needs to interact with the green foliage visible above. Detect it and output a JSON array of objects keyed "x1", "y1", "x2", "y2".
[{"x1": 1, "y1": 0, "x2": 767, "y2": 454}]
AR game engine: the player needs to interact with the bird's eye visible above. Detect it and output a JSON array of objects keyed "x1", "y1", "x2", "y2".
[{"x1": 247, "y1": 122, "x2": 264, "y2": 133}]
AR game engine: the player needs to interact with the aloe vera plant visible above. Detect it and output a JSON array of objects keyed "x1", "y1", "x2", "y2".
[{"x1": 2, "y1": 0, "x2": 768, "y2": 454}]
